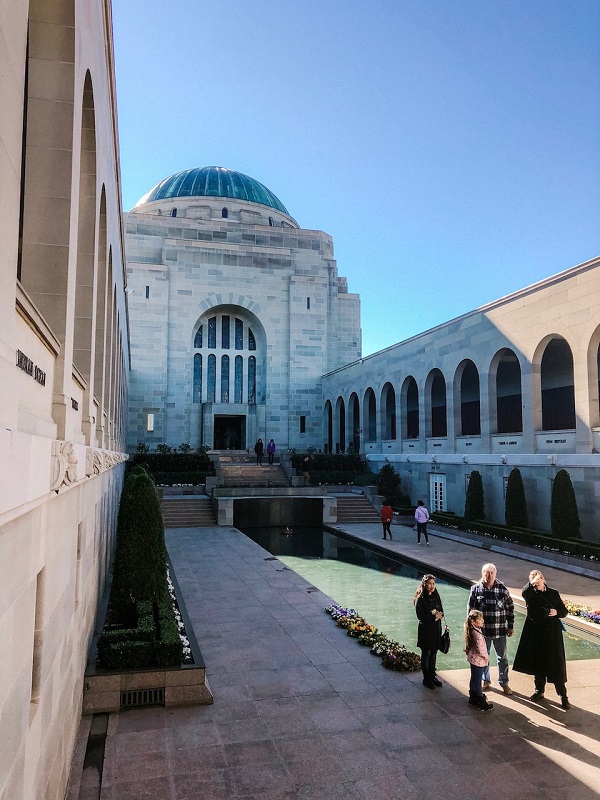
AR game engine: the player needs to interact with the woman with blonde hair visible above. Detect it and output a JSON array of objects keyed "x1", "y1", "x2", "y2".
[
  {"x1": 513, "y1": 569, "x2": 570, "y2": 709},
  {"x1": 464, "y1": 609, "x2": 494, "y2": 711}
]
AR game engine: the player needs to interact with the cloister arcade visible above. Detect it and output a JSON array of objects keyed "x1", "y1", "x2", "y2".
[{"x1": 323, "y1": 334, "x2": 600, "y2": 456}]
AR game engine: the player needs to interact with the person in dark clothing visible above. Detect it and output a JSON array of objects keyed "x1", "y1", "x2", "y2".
[
  {"x1": 266, "y1": 438, "x2": 276, "y2": 465},
  {"x1": 513, "y1": 569, "x2": 571, "y2": 709},
  {"x1": 380, "y1": 502, "x2": 393, "y2": 540},
  {"x1": 254, "y1": 438, "x2": 264, "y2": 465},
  {"x1": 414, "y1": 574, "x2": 444, "y2": 689}
]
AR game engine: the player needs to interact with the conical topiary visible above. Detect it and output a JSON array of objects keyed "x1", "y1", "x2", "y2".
[
  {"x1": 377, "y1": 464, "x2": 401, "y2": 501},
  {"x1": 505, "y1": 468, "x2": 528, "y2": 529},
  {"x1": 464, "y1": 470, "x2": 485, "y2": 521},
  {"x1": 111, "y1": 471, "x2": 168, "y2": 613},
  {"x1": 551, "y1": 469, "x2": 581, "y2": 540}
]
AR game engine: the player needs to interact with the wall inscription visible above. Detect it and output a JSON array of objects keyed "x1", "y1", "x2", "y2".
[{"x1": 16, "y1": 349, "x2": 46, "y2": 386}]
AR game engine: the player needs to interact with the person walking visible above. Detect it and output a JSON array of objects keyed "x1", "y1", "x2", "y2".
[
  {"x1": 380, "y1": 501, "x2": 393, "y2": 540},
  {"x1": 464, "y1": 609, "x2": 494, "y2": 711},
  {"x1": 254, "y1": 438, "x2": 264, "y2": 466},
  {"x1": 414, "y1": 500, "x2": 430, "y2": 545},
  {"x1": 266, "y1": 438, "x2": 276, "y2": 465},
  {"x1": 467, "y1": 563, "x2": 514, "y2": 695},
  {"x1": 513, "y1": 569, "x2": 570, "y2": 709},
  {"x1": 414, "y1": 574, "x2": 444, "y2": 689},
  {"x1": 301, "y1": 454, "x2": 311, "y2": 486}
]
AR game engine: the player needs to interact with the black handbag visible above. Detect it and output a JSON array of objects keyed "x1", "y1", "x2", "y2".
[{"x1": 439, "y1": 619, "x2": 451, "y2": 654}]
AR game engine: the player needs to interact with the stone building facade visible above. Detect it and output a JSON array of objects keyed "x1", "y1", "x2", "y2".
[
  {"x1": 322, "y1": 256, "x2": 600, "y2": 540},
  {"x1": 125, "y1": 167, "x2": 361, "y2": 453},
  {"x1": 0, "y1": 1, "x2": 129, "y2": 798}
]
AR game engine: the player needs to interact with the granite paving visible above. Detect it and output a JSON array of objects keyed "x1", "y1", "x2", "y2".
[{"x1": 69, "y1": 523, "x2": 600, "y2": 800}]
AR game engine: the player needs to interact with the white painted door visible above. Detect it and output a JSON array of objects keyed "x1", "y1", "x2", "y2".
[{"x1": 430, "y1": 474, "x2": 446, "y2": 512}]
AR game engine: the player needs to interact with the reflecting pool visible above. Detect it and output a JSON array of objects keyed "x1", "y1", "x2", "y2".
[{"x1": 241, "y1": 526, "x2": 600, "y2": 671}]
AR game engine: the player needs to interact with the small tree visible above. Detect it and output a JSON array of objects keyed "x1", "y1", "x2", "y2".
[
  {"x1": 505, "y1": 468, "x2": 528, "y2": 529},
  {"x1": 551, "y1": 469, "x2": 581, "y2": 540},
  {"x1": 464, "y1": 470, "x2": 485, "y2": 521},
  {"x1": 111, "y1": 471, "x2": 169, "y2": 615},
  {"x1": 376, "y1": 463, "x2": 411, "y2": 505}
]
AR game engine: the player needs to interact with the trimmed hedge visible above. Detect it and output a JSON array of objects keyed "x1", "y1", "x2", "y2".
[
  {"x1": 291, "y1": 453, "x2": 364, "y2": 472},
  {"x1": 551, "y1": 469, "x2": 581, "y2": 540},
  {"x1": 129, "y1": 451, "x2": 215, "y2": 477},
  {"x1": 97, "y1": 598, "x2": 182, "y2": 670},
  {"x1": 153, "y1": 470, "x2": 211, "y2": 486},
  {"x1": 430, "y1": 511, "x2": 600, "y2": 560}
]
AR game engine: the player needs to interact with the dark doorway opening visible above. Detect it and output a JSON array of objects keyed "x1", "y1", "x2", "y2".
[{"x1": 214, "y1": 415, "x2": 246, "y2": 449}]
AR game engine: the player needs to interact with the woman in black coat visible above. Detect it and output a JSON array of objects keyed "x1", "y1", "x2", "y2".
[
  {"x1": 414, "y1": 574, "x2": 444, "y2": 689},
  {"x1": 513, "y1": 569, "x2": 570, "y2": 709}
]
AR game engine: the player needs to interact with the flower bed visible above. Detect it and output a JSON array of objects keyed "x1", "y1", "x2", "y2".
[
  {"x1": 325, "y1": 604, "x2": 421, "y2": 671},
  {"x1": 564, "y1": 600, "x2": 600, "y2": 625}
]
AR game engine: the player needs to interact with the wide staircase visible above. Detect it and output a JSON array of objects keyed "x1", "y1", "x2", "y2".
[
  {"x1": 161, "y1": 497, "x2": 217, "y2": 527},
  {"x1": 336, "y1": 494, "x2": 381, "y2": 524},
  {"x1": 215, "y1": 451, "x2": 290, "y2": 488}
]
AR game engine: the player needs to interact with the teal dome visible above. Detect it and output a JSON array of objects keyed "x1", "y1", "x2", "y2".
[{"x1": 135, "y1": 166, "x2": 289, "y2": 214}]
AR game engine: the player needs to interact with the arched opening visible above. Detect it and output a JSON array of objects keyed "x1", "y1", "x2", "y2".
[
  {"x1": 403, "y1": 376, "x2": 419, "y2": 439},
  {"x1": 381, "y1": 382, "x2": 396, "y2": 440},
  {"x1": 495, "y1": 349, "x2": 522, "y2": 433},
  {"x1": 324, "y1": 400, "x2": 333, "y2": 453},
  {"x1": 221, "y1": 207, "x2": 228, "y2": 219},
  {"x1": 348, "y1": 393, "x2": 360, "y2": 452},
  {"x1": 541, "y1": 338, "x2": 575, "y2": 430},
  {"x1": 335, "y1": 396, "x2": 346, "y2": 453},
  {"x1": 459, "y1": 361, "x2": 481, "y2": 435},
  {"x1": 427, "y1": 369, "x2": 447, "y2": 437},
  {"x1": 363, "y1": 388, "x2": 376, "y2": 442}
]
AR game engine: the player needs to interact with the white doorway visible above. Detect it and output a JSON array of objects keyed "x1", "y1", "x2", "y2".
[{"x1": 429, "y1": 474, "x2": 446, "y2": 512}]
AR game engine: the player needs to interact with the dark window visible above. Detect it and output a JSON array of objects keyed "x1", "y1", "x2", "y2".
[
  {"x1": 307, "y1": 297, "x2": 310, "y2": 310},
  {"x1": 221, "y1": 355, "x2": 229, "y2": 402},
  {"x1": 207, "y1": 354, "x2": 216, "y2": 402},
  {"x1": 222, "y1": 207, "x2": 228, "y2": 219},
  {"x1": 171, "y1": 208, "x2": 177, "y2": 217},
  {"x1": 300, "y1": 416, "x2": 306, "y2": 433},
  {"x1": 194, "y1": 327, "x2": 202, "y2": 349},
  {"x1": 193, "y1": 354, "x2": 202, "y2": 403},
  {"x1": 248, "y1": 329, "x2": 256, "y2": 351},
  {"x1": 221, "y1": 315, "x2": 230, "y2": 349},
  {"x1": 248, "y1": 356, "x2": 256, "y2": 404},
  {"x1": 234, "y1": 356, "x2": 243, "y2": 402},
  {"x1": 208, "y1": 317, "x2": 216, "y2": 348},
  {"x1": 145, "y1": 286, "x2": 149, "y2": 299},
  {"x1": 269, "y1": 217, "x2": 273, "y2": 226},
  {"x1": 235, "y1": 318, "x2": 243, "y2": 350}
]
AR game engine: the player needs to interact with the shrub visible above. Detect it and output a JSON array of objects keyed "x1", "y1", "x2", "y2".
[
  {"x1": 505, "y1": 468, "x2": 528, "y2": 529},
  {"x1": 128, "y1": 451, "x2": 215, "y2": 477},
  {"x1": 551, "y1": 469, "x2": 581, "y2": 540},
  {"x1": 110, "y1": 471, "x2": 168, "y2": 614},
  {"x1": 464, "y1": 470, "x2": 485, "y2": 521},
  {"x1": 352, "y1": 471, "x2": 377, "y2": 486},
  {"x1": 376, "y1": 463, "x2": 411, "y2": 505}
]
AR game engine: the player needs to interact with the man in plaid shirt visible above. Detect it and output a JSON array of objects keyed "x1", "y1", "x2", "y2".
[{"x1": 467, "y1": 563, "x2": 514, "y2": 694}]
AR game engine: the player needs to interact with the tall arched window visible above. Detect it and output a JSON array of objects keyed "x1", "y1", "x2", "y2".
[
  {"x1": 221, "y1": 316, "x2": 230, "y2": 349},
  {"x1": 207, "y1": 317, "x2": 216, "y2": 348},
  {"x1": 248, "y1": 356, "x2": 256, "y2": 404},
  {"x1": 207, "y1": 354, "x2": 216, "y2": 402},
  {"x1": 541, "y1": 338, "x2": 575, "y2": 430},
  {"x1": 406, "y1": 377, "x2": 419, "y2": 439},
  {"x1": 460, "y1": 361, "x2": 481, "y2": 435},
  {"x1": 194, "y1": 327, "x2": 202, "y2": 349},
  {"x1": 495, "y1": 349, "x2": 522, "y2": 433},
  {"x1": 430, "y1": 371, "x2": 447, "y2": 437},
  {"x1": 221, "y1": 355, "x2": 230, "y2": 402},
  {"x1": 193, "y1": 354, "x2": 202, "y2": 403},
  {"x1": 382, "y1": 383, "x2": 396, "y2": 440},
  {"x1": 234, "y1": 356, "x2": 243, "y2": 402}
]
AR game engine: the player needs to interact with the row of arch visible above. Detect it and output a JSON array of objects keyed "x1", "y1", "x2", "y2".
[
  {"x1": 17, "y1": 3, "x2": 127, "y2": 451},
  {"x1": 324, "y1": 337, "x2": 595, "y2": 452}
]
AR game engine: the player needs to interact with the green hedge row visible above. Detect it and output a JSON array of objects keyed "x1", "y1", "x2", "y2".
[
  {"x1": 291, "y1": 453, "x2": 364, "y2": 472},
  {"x1": 152, "y1": 470, "x2": 211, "y2": 486},
  {"x1": 129, "y1": 452, "x2": 215, "y2": 474},
  {"x1": 430, "y1": 511, "x2": 600, "y2": 559}
]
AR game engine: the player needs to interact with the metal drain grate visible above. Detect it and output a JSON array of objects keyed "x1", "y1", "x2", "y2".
[{"x1": 120, "y1": 688, "x2": 164, "y2": 709}]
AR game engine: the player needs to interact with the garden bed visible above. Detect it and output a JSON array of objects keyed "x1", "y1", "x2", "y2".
[{"x1": 83, "y1": 559, "x2": 213, "y2": 714}]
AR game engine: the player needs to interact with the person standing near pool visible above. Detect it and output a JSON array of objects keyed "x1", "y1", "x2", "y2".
[
  {"x1": 380, "y1": 501, "x2": 393, "y2": 540},
  {"x1": 414, "y1": 574, "x2": 444, "y2": 689},
  {"x1": 513, "y1": 569, "x2": 570, "y2": 709},
  {"x1": 414, "y1": 500, "x2": 430, "y2": 546},
  {"x1": 467, "y1": 563, "x2": 514, "y2": 695}
]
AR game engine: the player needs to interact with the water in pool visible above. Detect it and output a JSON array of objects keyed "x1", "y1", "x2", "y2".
[{"x1": 242, "y1": 526, "x2": 600, "y2": 670}]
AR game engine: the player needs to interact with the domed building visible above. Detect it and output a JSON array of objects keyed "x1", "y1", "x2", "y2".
[{"x1": 125, "y1": 166, "x2": 361, "y2": 451}]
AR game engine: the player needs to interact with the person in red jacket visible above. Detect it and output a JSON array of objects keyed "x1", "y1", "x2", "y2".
[{"x1": 380, "y1": 502, "x2": 394, "y2": 540}]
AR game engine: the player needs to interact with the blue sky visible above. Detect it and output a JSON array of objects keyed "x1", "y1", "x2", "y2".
[{"x1": 113, "y1": 1, "x2": 600, "y2": 356}]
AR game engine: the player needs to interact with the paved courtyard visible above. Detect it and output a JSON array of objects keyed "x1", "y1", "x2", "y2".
[{"x1": 71, "y1": 524, "x2": 600, "y2": 800}]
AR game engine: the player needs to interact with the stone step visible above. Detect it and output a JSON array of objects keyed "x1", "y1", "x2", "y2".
[
  {"x1": 336, "y1": 495, "x2": 380, "y2": 523},
  {"x1": 161, "y1": 498, "x2": 217, "y2": 527}
]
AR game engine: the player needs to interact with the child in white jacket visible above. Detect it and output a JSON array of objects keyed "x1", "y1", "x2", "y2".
[{"x1": 464, "y1": 609, "x2": 494, "y2": 711}]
